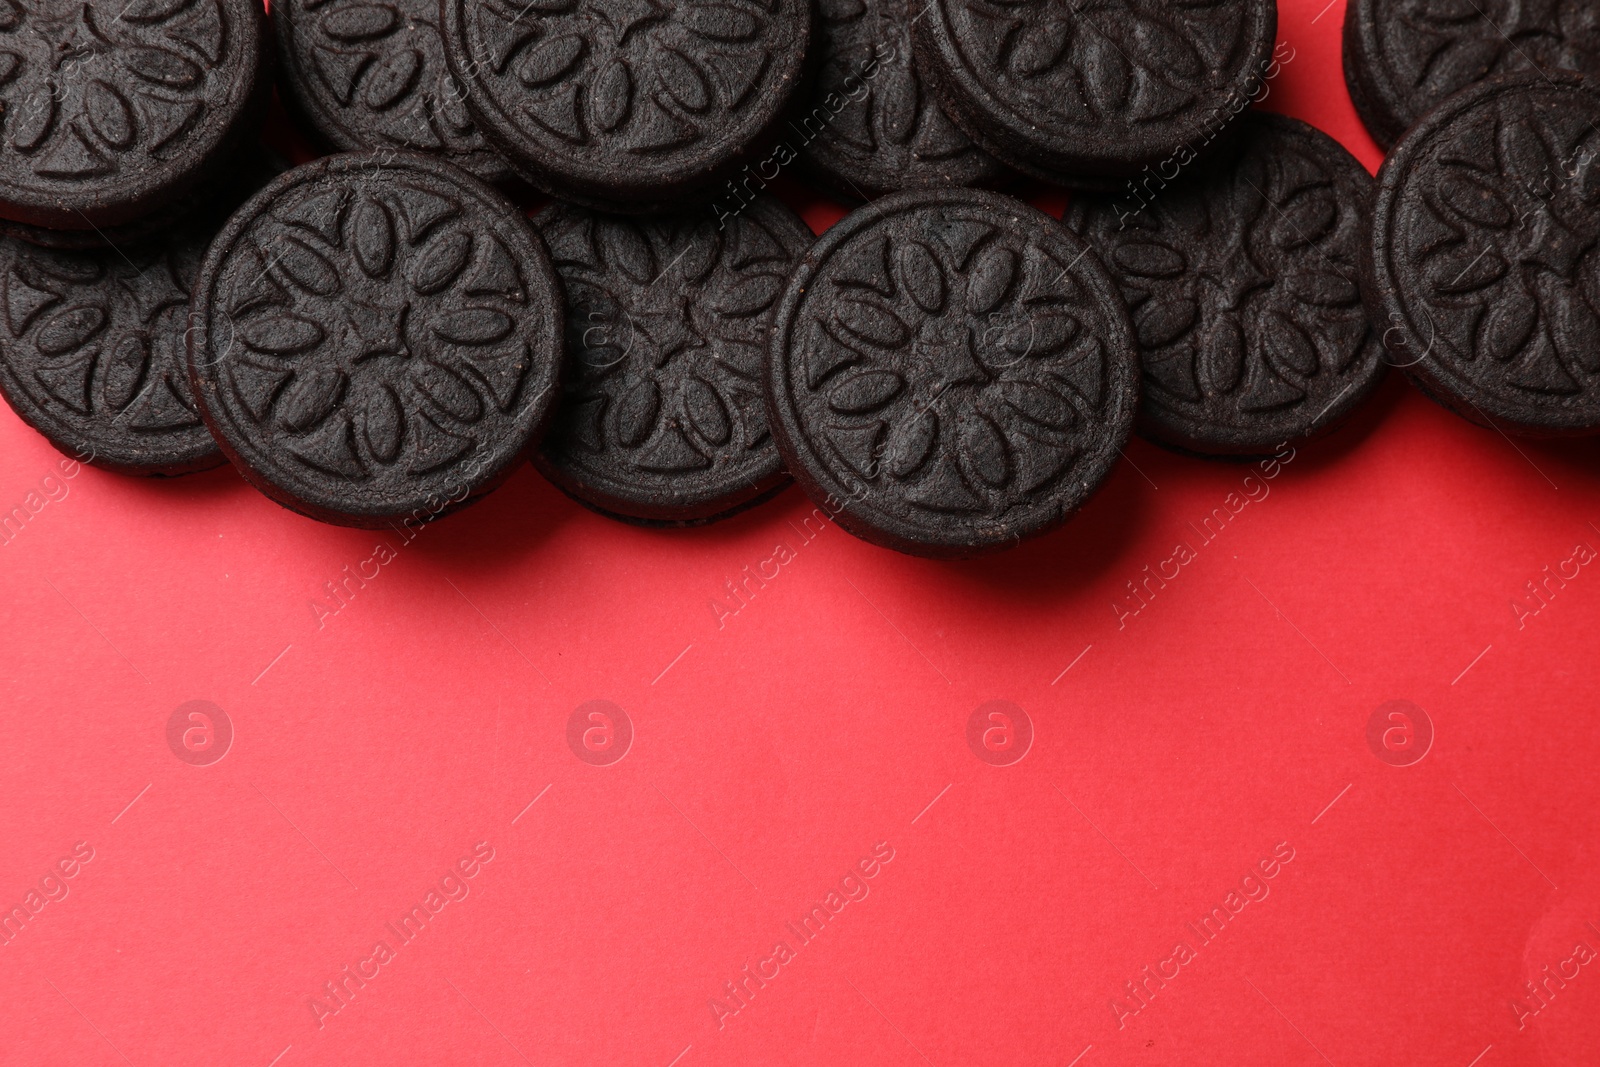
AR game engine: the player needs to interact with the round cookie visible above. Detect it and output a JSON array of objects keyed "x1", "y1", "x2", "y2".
[
  {"x1": 1068, "y1": 113, "x2": 1385, "y2": 458},
  {"x1": 798, "y1": 0, "x2": 1007, "y2": 200},
  {"x1": 1343, "y1": 0, "x2": 1600, "y2": 151},
  {"x1": 766, "y1": 188, "x2": 1139, "y2": 558},
  {"x1": 188, "y1": 152, "x2": 565, "y2": 527},
  {"x1": 535, "y1": 197, "x2": 811, "y2": 525},
  {"x1": 440, "y1": 0, "x2": 811, "y2": 212},
  {"x1": 275, "y1": 0, "x2": 512, "y2": 183},
  {"x1": 911, "y1": 0, "x2": 1277, "y2": 185},
  {"x1": 0, "y1": 0, "x2": 268, "y2": 233},
  {"x1": 1364, "y1": 71, "x2": 1600, "y2": 437}
]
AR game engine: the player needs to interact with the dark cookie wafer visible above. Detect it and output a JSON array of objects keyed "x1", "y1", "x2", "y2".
[
  {"x1": 1343, "y1": 0, "x2": 1600, "y2": 150},
  {"x1": 0, "y1": 0, "x2": 269, "y2": 233},
  {"x1": 275, "y1": 0, "x2": 512, "y2": 183},
  {"x1": 535, "y1": 196, "x2": 811, "y2": 525},
  {"x1": 766, "y1": 188, "x2": 1138, "y2": 558},
  {"x1": 1069, "y1": 113, "x2": 1385, "y2": 458},
  {"x1": 188, "y1": 151, "x2": 565, "y2": 527},
  {"x1": 798, "y1": 0, "x2": 1007, "y2": 199},
  {"x1": 911, "y1": 0, "x2": 1277, "y2": 184},
  {"x1": 441, "y1": 0, "x2": 811, "y2": 212},
  {"x1": 1364, "y1": 71, "x2": 1600, "y2": 436}
]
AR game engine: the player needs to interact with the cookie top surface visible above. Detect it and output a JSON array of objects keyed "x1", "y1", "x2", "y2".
[
  {"x1": 912, "y1": 0, "x2": 1276, "y2": 180},
  {"x1": 188, "y1": 152, "x2": 565, "y2": 526},
  {"x1": 1069, "y1": 113, "x2": 1384, "y2": 456},
  {"x1": 535, "y1": 197, "x2": 811, "y2": 524},
  {"x1": 441, "y1": 0, "x2": 810, "y2": 207},
  {"x1": 1343, "y1": 0, "x2": 1600, "y2": 149},
  {"x1": 766, "y1": 188, "x2": 1139, "y2": 557},
  {"x1": 276, "y1": 0, "x2": 511, "y2": 182},
  {"x1": 0, "y1": 224, "x2": 216, "y2": 474},
  {"x1": 799, "y1": 0, "x2": 1005, "y2": 198},
  {"x1": 0, "y1": 0, "x2": 265, "y2": 230},
  {"x1": 1366, "y1": 71, "x2": 1600, "y2": 435}
]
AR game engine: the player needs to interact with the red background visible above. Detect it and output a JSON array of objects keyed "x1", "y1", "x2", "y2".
[{"x1": 4, "y1": 2, "x2": 1599, "y2": 1065}]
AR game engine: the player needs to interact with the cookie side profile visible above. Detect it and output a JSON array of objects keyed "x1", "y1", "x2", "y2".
[
  {"x1": 441, "y1": 0, "x2": 811, "y2": 212},
  {"x1": 275, "y1": 0, "x2": 512, "y2": 183},
  {"x1": 188, "y1": 152, "x2": 565, "y2": 526},
  {"x1": 0, "y1": 0, "x2": 269, "y2": 232},
  {"x1": 1364, "y1": 71, "x2": 1600, "y2": 436},
  {"x1": 1068, "y1": 112, "x2": 1385, "y2": 458},
  {"x1": 911, "y1": 0, "x2": 1277, "y2": 184},
  {"x1": 535, "y1": 197, "x2": 811, "y2": 525},
  {"x1": 766, "y1": 188, "x2": 1139, "y2": 558},
  {"x1": 1343, "y1": 0, "x2": 1600, "y2": 150}
]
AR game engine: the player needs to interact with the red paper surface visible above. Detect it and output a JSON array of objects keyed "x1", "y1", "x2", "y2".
[{"x1": 4, "y1": 3, "x2": 1599, "y2": 1065}]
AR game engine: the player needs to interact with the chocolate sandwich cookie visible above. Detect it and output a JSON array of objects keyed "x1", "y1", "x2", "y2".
[
  {"x1": 440, "y1": 0, "x2": 811, "y2": 212},
  {"x1": 0, "y1": 0, "x2": 268, "y2": 233},
  {"x1": 1343, "y1": 0, "x2": 1600, "y2": 151},
  {"x1": 535, "y1": 197, "x2": 811, "y2": 525},
  {"x1": 911, "y1": 0, "x2": 1277, "y2": 185},
  {"x1": 275, "y1": 0, "x2": 511, "y2": 183},
  {"x1": 766, "y1": 188, "x2": 1138, "y2": 557},
  {"x1": 797, "y1": 0, "x2": 1007, "y2": 199},
  {"x1": 1068, "y1": 113, "x2": 1384, "y2": 459},
  {"x1": 1364, "y1": 71, "x2": 1600, "y2": 436},
  {"x1": 188, "y1": 152, "x2": 565, "y2": 527}
]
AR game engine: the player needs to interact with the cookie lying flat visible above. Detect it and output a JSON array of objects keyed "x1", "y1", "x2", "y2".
[
  {"x1": 276, "y1": 0, "x2": 512, "y2": 183},
  {"x1": 535, "y1": 197, "x2": 811, "y2": 525},
  {"x1": 1069, "y1": 113, "x2": 1385, "y2": 458},
  {"x1": 1343, "y1": 0, "x2": 1600, "y2": 150},
  {"x1": 0, "y1": 0, "x2": 268, "y2": 233},
  {"x1": 188, "y1": 152, "x2": 565, "y2": 527},
  {"x1": 798, "y1": 0, "x2": 1007, "y2": 200},
  {"x1": 766, "y1": 189, "x2": 1138, "y2": 558},
  {"x1": 1363, "y1": 71, "x2": 1600, "y2": 436},
  {"x1": 440, "y1": 0, "x2": 810, "y2": 212},
  {"x1": 911, "y1": 0, "x2": 1276, "y2": 185}
]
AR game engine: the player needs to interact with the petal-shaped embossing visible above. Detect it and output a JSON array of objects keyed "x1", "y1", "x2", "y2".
[
  {"x1": 1134, "y1": 297, "x2": 1197, "y2": 348},
  {"x1": 1499, "y1": 116, "x2": 1556, "y2": 199},
  {"x1": 1260, "y1": 311, "x2": 1319, "y2": 379},
  {"x1": 433, "y1": 309, "x2": 514, "y2": 345},
  {"x1": 362, "y1": 383, "x2": 405, "y2": 463},
  {"x1": 957, "y1": 413, "x2": 1010, "y2": 489},
  {"x1": 1080, "y1": 30, "x2": 1129, "y2": 113},
  {"x1": 1114, "y1": 16, "x2": 1202, "y2": 79},
  {"x1": 599, "y1": 219, "x2": 655, "y2": 283},
  {"x1": 414, "y1": 362, "x2": 484, "y2": 422},
  {"x1": 884, "y1": 408, "x2": 937, "y2": 478},
  {"x1": 322, "y1": 3, "x2": 399, "y2": 41},
  {"x1": 613, "y1": 378, "x2": 661, "y2": 446},
  {"x1": 277, "y1": 368, "x2": 346, "y2": 432},
  {"x1": 897, "y1": 241, "x2": 946, "y2": 313},
  {"x1": 659, "y1": 49, "x2": 711, "y2": 112},
  {"x1": 1199, "y1": 317, "x2": 1245, "y2": 396},
  {"x1": 10, "y1": 89, "x2": 56, "y2": 152},
  {"x1": 103, "y1": 334, "x2": 150, "y2": 412},
  {"x1": 1010, "y1": 20, "x2": 1069, "y2": 77},
  {"x1": 240, "y1": 312, "x2": 324, "y2": 354},
  {"x1": 86, "y1": 81, "x2": 135, "y2": 149},
  {"x1": 1437, "y1": 171, "x2": 1515, "y2": 228},
  {"x1": 683, "y1": 376, "x2": 731, "y2": 444},
  {"x1": 123, "y1": 46, "x2": 203, "y2": 89},
  {"x1": 828, "y1": 369, "x2": 903, "y2": 413},
  {"x1": 713, "y1": 272, "x2": 782, "y2": 316},
  {"x1": 0, "y1": 52, "x2": 22, "y2": 87},
  {"x1": 1273, "y1": 189, "x2": 1337, "y2": 250},
  {"x1": 876, "y1": 63, "x2": 918, "y2": 145},
  {"x1": 352, "y1": 199, "x2": 397, "y2": 278},
  {"x1": 1475, "y1": 296, "x2": 1537, "y2": 363},
  {"x1": 35, "y1": 306, "x2": 106, "y2": 355},
  {"x1": 517, "y1": 34, "x2": 586, "y2": 86},
  {"x1": 362, "y1": 49, "x2": 423, "y2": 110},
  {"x1": 966, "y1": 246, "x2": 1018, "y2": 314},
  {"x1": 1549, "y1": 286, "x2": 1600, "y2": 375},
  {"x1": 591, "y1": 60, "x2": 633, "y2": 133},
  {"x1": 1427, "y1": 247, "x2": 1506, "y2": 293},
  {"x1": 837, "y1": 298, "x2": 908, "y2": 348},
  {"x1": 1019, "y1": 311, "x2": 1079, "y2": 358},
  {"x1": 992, "y1": 380, "x2": 1075, "y2": 430},
  {"x1": 276, "y1": 237, "x2": 343, "y2": 295},
  {"x1": 1111, "y1": 240, "x2": 1184, "y2": 278},
  {"x1": 682, "y1": 4, "x2": 759, "y2": 40},
  {"x1": 1288, "y1": 269, "x2": 1360, "y2": 307},
  {"x1": 410, "y1": 231, "x2": 473, "y2": 294}
]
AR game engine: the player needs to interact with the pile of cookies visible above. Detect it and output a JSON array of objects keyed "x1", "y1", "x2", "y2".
[{"x1": 0, "y1": 0, "x2": 1594, "y2": 558}]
